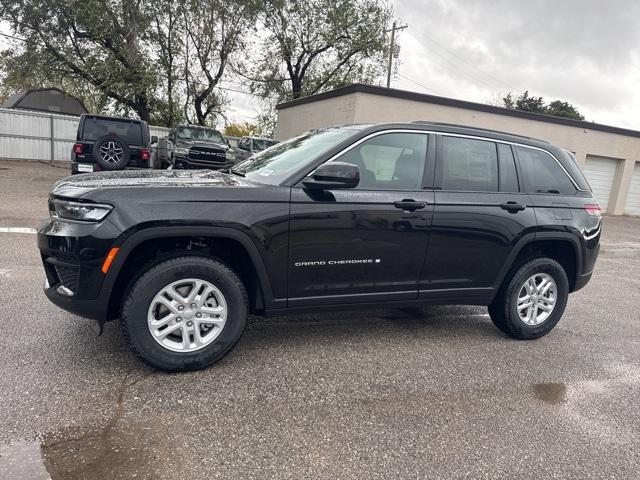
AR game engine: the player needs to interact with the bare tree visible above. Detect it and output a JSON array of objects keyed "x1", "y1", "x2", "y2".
[
  {"x1": 181, "y1": 0, "x2": 258, "y2": 125},
  {"x1": 246, "y1": 0, "x2": 391, "y2": 102}
]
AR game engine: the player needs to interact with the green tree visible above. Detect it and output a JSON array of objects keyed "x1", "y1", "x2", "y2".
[
  {"x1": 0, "y1": 0, "x2": 256, "y2": 125},
  {"x1": 501, "y1": 91, "x2": 584, "y2": 120},
  {"x1": 224, "y1": 121, "x2": 260, "y2": 137},
  {"x1": 0, "y1": 0, "x2": 158, "y2": 121},
  {"x1": 245, "y1": 0, "x2": 391, "y2": 102},
  {"x1": 545, "y1": 100, "x2": 585, "y2": 121}
]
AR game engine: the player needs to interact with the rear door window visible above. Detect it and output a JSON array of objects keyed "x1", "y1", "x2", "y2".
[
  {"x1": 515, "y1": 146, "x2": 576, "y2": 195},
  {"x1": 82, "y1": 118, "x2": 143, "y2": 145}
]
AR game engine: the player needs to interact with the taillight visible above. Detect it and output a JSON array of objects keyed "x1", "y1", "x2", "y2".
[
  {"x1": 140, "y1": 149, "x2": 150, "y2": 162},
  {"x1": 584, "y1": 204, "x2": 601, "y2": 216},
  {"x1": 73, "y1": 143, "x2": 83, "y2": 155}
]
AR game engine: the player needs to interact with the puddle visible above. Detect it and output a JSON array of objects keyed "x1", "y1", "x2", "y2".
[
  {"x1": 533, "y1": 382, "x2": 567, "y2": 405},
  {"x1": 0, "y1": 374, "x2": 187, "y2": 480},
  {"x1": 0, "y1": 442, "x2": 50, "y2": 480}
]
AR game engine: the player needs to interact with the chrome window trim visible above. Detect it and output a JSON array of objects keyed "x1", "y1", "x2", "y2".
[{"x1": 313, "y1": 128, "x2": 586, "y2": 192}]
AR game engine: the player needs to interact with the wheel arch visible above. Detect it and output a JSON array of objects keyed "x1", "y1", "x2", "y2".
[
  {"x1": 493, "y1": 233, "x2": 583, "y2": 295},
  {"x1": 103, "y1": 226, "x2": 277, "y2": 320}
]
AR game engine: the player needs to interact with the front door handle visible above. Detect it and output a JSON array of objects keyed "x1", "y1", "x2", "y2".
[
  {"x1": 500, "y1": 201, "x2": 526, "y2": 213},
  {"x1": 394, "y1": 199, "x2": 427, "y2": 212}
]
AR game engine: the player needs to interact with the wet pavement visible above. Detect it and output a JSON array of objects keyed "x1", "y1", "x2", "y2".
[{"x1": 1, "y1": 160, "x2": 639, "y2": 479}]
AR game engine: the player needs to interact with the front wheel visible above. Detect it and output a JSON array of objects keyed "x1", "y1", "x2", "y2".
[
  {"x1": 488, "y1": 257, "x2": 569, "y2": 340},
  {"x1": 121, "y1": 256, "x2": 248, "y2": 372}
]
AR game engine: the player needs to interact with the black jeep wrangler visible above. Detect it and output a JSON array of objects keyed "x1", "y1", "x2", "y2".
[
  {"x1": 156, "y1": 125, "x2": 232, "y2": 170},
  {"x1": 39, "y1": 122, "x2": 601, "y2": 372},
  {"x1": 71, "y1": 114, "x2": 155, "y2": 174}
]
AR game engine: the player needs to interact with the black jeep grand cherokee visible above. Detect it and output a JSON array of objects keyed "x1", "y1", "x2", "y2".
[{"x1": 38, "y1": 122, "x2": 601, "y2": 372}]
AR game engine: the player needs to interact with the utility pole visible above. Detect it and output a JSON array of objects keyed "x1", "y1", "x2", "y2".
[{"x1": 386, "y1": 21, "x2": 407, "y2": 88}]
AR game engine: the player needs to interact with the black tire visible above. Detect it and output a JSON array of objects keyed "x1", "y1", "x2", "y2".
[
  {"x1": 488, "y1": 257, "x2": 569, "y2": 340},
  {"x1": 93, "y1": 135, "x2": 130, "y2": 170},
  {"x1": 121, "y1": 256, "x2": 248, "y2": 372}
]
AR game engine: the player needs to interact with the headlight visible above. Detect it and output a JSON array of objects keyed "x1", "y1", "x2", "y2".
[
  {"x1": 175, "y1": 147, "x2": 189, "y2": 155},
  {"x1": 50, "y1": 199, "x2": 113, "y2": 222}
]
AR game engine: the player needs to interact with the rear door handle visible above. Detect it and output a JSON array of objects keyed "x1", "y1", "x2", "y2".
[
  {"x1": 500, "y1": 201, "x2": 526, "y2": 213},
  {"x1": 394, "y1": 199, "x2": 427, "y2": 212}
]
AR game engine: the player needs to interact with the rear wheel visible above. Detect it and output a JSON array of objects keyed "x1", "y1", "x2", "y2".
[
  {"x1": 121, "y1": 256, "x2": 247, "y2": 372},
  {"x1": 488, "y1": 257, "x2": 569, "y2": 339}
]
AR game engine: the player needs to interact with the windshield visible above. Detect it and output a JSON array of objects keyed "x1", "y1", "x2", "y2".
[
  {"x1": 176, "y1": 126, "x2": 224, "y2": 143},
  {"x1": 253, "y1": 139, "x2": 279, "y2": 151},
  {"x1": 234, "y1": 128, "x2": 357, "y2": 185}
]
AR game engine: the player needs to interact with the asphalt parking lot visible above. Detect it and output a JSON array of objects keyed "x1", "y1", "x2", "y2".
[{"x1": 0, "y1": 159, "x2": 639, "y2": 480}]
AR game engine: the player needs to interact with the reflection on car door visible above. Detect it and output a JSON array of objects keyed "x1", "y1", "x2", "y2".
[
  {"x1": 419, "y1": 136, "x2": 536, "y2": 302},
  {"x1": 288, "y1": 131, "x2": 435, "y2": 307}
]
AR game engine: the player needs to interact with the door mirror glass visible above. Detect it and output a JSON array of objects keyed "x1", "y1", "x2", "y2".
[
  {"x1": 303, "y1": 162, "x2": 360, "y2": 190},
  {"x1": 150, "y1": 135, "x2": 158, "y2": 145}
]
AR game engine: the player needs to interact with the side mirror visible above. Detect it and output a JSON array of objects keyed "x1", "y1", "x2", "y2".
[
  {"x1": 151, "y1": 135, "x2": 158, "y2": 144},
  {"x1": 302, "y1": 162, "x2": 360, "y2": 190}
]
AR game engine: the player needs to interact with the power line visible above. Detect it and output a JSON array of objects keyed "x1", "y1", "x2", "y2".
[
  {"x1": 420, "y1": 32, "x2": 516, "y2": 92},
  {"x1": 403, "y1": 23, "x2": 516, "y2": 93},
  {"x1": 0, "y1": 31, "x2": 26, "y2": 42},
  {"x1": 394, "y1": 73, "x2": 441, "y2": 95}
]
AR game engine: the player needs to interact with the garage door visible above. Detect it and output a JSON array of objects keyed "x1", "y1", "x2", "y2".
[
  {"x1": 583, "y1": 157, "x2": 618, "y2": 212},
  {"x1": 625, "y1": 162, "x2": 640, "y2": 216}
]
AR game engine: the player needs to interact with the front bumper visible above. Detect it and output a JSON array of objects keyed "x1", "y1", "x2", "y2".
[{"x1": 38, "y1": 217, "x2": 122, "y2": 320}]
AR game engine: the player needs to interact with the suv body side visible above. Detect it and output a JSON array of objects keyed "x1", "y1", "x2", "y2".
[
  {"x1": 41, "y1": 122, "x2": 599, "y2": 324},
  {"x1": 71, "y1": 114, "x2": 152, "y2": 174}
]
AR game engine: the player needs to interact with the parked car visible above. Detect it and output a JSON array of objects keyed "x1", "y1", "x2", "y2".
[
  {"x1": 71, "y1": 114, "x2": 155, "y2": 175},
  {"x1": 156, "y1": 125, "x2": 232, "y2": 170},
  {"x1": 39, "y1": 122, "x2": 601, "y2": 372},
  {"x1": 233, "y1": 136, "x2": 279, "y2": 162}
]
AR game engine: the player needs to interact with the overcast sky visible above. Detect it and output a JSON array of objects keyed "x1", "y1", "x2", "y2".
[
  {"x1": 389, "y1": 0, "x2": 640, "y2": 129},
  {"x1": 229, "y1": 0, "x2": 640, "y2": 130},
  {"x1": 3, "y1": 0, "x2": 639, "y2": 130}
]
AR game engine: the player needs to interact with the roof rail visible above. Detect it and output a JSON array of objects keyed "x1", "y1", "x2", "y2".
[{"x1": 410, "y1": 121, "x2": 549, "y2": 143}]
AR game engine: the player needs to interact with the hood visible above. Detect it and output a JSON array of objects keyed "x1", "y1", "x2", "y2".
[{"x1": 52, "y1": 169, "x2": 252, "y2": 198}]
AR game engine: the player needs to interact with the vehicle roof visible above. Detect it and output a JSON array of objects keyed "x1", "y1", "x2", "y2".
[
  {"x1": 176, "y1": 124, "x2": 222, "y2": 131},
  {"x1": 349, "y1": 121, "x2": 552, "y2": 149},
  {"x1": 246, "y1": 136, "x2": 278, "y2": 141},
  {"x1": 81, "y1": 114, "x2": 146, "y2": 124}
]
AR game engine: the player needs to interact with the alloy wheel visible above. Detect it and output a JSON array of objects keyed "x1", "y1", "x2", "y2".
[
  {"x1": 147, "y1": 278, "x2": 227, "y2": 352},
  {"x1": 516, "y1": 273, "x2": 557, "y2": 325},
  {"x1": 99, "y1": 141, "x2": 124, "y2": 164}
]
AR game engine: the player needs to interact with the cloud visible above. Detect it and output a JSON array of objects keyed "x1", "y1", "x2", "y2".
[{"x1": 393, "y1": 0, "x2": 640, "y2": 128}]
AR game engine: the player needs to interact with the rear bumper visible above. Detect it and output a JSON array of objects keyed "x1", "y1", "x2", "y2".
[
  {"x1": 572, "y1": 270, "x2": 593, "y2": 292},
  {"x1": 71, "y1": 161, "x2": 152, "y2": 175}
]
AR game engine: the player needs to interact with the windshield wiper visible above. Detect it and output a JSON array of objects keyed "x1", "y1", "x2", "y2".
[{"x1": 228, "y1": 168, "x2": 245, "y2": 177}]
